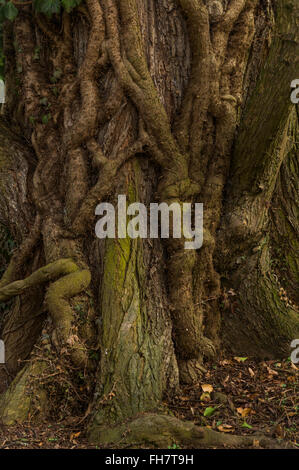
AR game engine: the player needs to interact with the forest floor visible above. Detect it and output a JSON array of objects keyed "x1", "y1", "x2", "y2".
[{"x1": 0, "y1": 357, "x2": 298, "y2": 449}]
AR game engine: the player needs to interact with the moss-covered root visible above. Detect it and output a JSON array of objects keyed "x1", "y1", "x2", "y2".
[
  {"x1": 88, "y1": 413, "x2": 291, "y2": 449},
  {"x1": 45, "y1": 269, "x2": 91, "y2": 368},
  {"x1": 0, "y1": 258, "x2": 79, "y2": 302},
  {"x1": 0, "y1": 361, "x2": 47, "y2": 425},
  {"x1": 0, "y1": 258, "x2": 92, "y2": 367}
]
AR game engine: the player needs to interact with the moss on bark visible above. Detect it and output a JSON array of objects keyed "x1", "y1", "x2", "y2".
[{"x1": 0, "y1": 360, "x2": 47, "y2": 425}]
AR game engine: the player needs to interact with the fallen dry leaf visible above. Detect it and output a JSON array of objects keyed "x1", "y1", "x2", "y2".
[
  {"x1": 253, "y1": 439, "x2": 260, "y2": 448},
  {"x1": 274, "y1": 424, "x2": 284, "y2": 438},
  {"x1": 67, "y1": 335, "x2": 80, "y2": 346},
  {"x1": 219, "y1": 360, "x2": 232, "y2": 366},
  {"x1": 237, "y1": 407, "x2": 253, "y2": 418},
  {"x1": 201, "y1": 384, "x2": 213, "y2": 393},
  {"x1": 218, "y1": 424, "x2": 235, "y2": 433},
  {"x1": 200, "y1": 392, "x2": 211, "y2": 402},
  {"x1": 266, "y1": 366, "x2": 278, "y2": 376},
  {"x1": 70, "y1": 432, "x2": 81, "y2": 442}
]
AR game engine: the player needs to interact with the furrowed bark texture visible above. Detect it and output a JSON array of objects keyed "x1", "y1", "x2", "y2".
[
  {"x1": 218, "y1": 0, "x2": 299, "y2": 356},
  {"x1": 0, "y1": 0, "x2": 298, "y2": 447}
]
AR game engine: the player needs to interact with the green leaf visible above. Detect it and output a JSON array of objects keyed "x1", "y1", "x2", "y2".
[
  {"x1": 50, "y1": 68, "x2": 62, "y2": 83},
  {"x1": 61, "y1": 0, "x2": 81, "y2": 13},
  {"x1": 203, "y1": 407, "x2": 215, "y2": 417},
  {"x1": 242, "y1": 421, "x2": 252, "y2": 429},
  {"x1": 53, "y1": 69, "x2": 62, "y2": 79},
  {"x1": 33, "y1": 46, "x2": 40, "y2": 61},
  {"x1": 42, "y1": 113, "x2": 51, "y2": 124},
  {"x1": 235, "y1": 357, "x2": 248, "y2": 362},
  {"x1": 40, "y1": 97, "x2": 48, "y2": 106},
  {"x1": 34, "y1": 0, "x2": 61, "y2": 17},
  {"x1": 3, "y1": 2, "x2": 18, "y2": 21}
]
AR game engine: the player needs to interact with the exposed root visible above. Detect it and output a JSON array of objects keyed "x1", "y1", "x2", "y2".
[
  {"x1": 177, "y1": 359, "x2": 207, "y2": 385},
  {"x1": 88, "y1": 413, "x2": 291, "y2": 449},
  {"x1": 45, "y1": 269, "x2": 91, "y2": 367},
  {"x1": 0, "y1": 259, "x2": 92, "y2": 368},
  {"x1": 0, "y1": 258, "x2": 79, "y2": 302},
  {"x1": 0, "y1": 215, "x2": 41, "y2": 289},
  {"x1": 0, "y1": 360, "x2": 47, "y2": 425}
]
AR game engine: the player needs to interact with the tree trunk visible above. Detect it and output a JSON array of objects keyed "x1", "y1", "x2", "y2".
[{"x1": 0, "y1": 0, "x2": 298, "y2": 447}]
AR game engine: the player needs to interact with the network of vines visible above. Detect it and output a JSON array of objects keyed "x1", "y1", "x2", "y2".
[
  {"x1": 0, "y1": 0, "x2": 83, "y2": 79},
  {"x1": 0, "y1": 0, "x2": 82, "y2": 20}
]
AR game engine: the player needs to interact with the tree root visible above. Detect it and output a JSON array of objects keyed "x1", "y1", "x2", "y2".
[
  {"x1": 0, "y1": 215, "x2": 41, "y2": 289},
  {"x1": 88, "y1": 413, "x2": 292, "y2": 449},
  {"x1": 177, "y1": 359, "x2": 207, "y2": 385},
  {"x1": 45, "y1": 268, "x2": 91, "y2": 367},
  {"x1": 0, "y1": 258, "x2": 92, "y2": 367},
  {"x1": 0, "y1": 360, "x2": 47, "y2": 425},
  {"x1": 0, "y1": 258, "x2": 79, "y2": 302}
]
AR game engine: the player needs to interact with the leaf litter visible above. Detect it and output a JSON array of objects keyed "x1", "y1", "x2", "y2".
[{"x1": 0, "y1": 357, "x2": 297, "y2": 448}]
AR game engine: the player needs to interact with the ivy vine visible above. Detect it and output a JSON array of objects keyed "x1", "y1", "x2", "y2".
[
  {"x1": 0, "y1": 0, "x2": 82, "y2": 79},
  {"x1": 0, "y1": 0, "x2": 82, "y2": 20}
]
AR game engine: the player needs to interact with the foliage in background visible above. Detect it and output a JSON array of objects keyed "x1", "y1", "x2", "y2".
[
  {"x1": 0, "y1": 0, "x2": 82, "y2": 20},
  {"x1": 0, "y1": 0, "x2": 82, "y2": 80}
]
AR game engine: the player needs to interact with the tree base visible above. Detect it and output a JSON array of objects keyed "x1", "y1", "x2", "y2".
[{"x1": 178, "y1": 359, "x2": 207, "y2": 384}]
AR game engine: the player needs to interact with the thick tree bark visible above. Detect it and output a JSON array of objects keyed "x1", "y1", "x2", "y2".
[
  {"x1": 270, "y1": 118, "x2": 299, "y2": 305},
  {"x1": 0, "y1": 0, "x2": 298, "y2": 447},
  {"x1": 218, "y1": 2, "x2": 299, "y2": 355}
]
